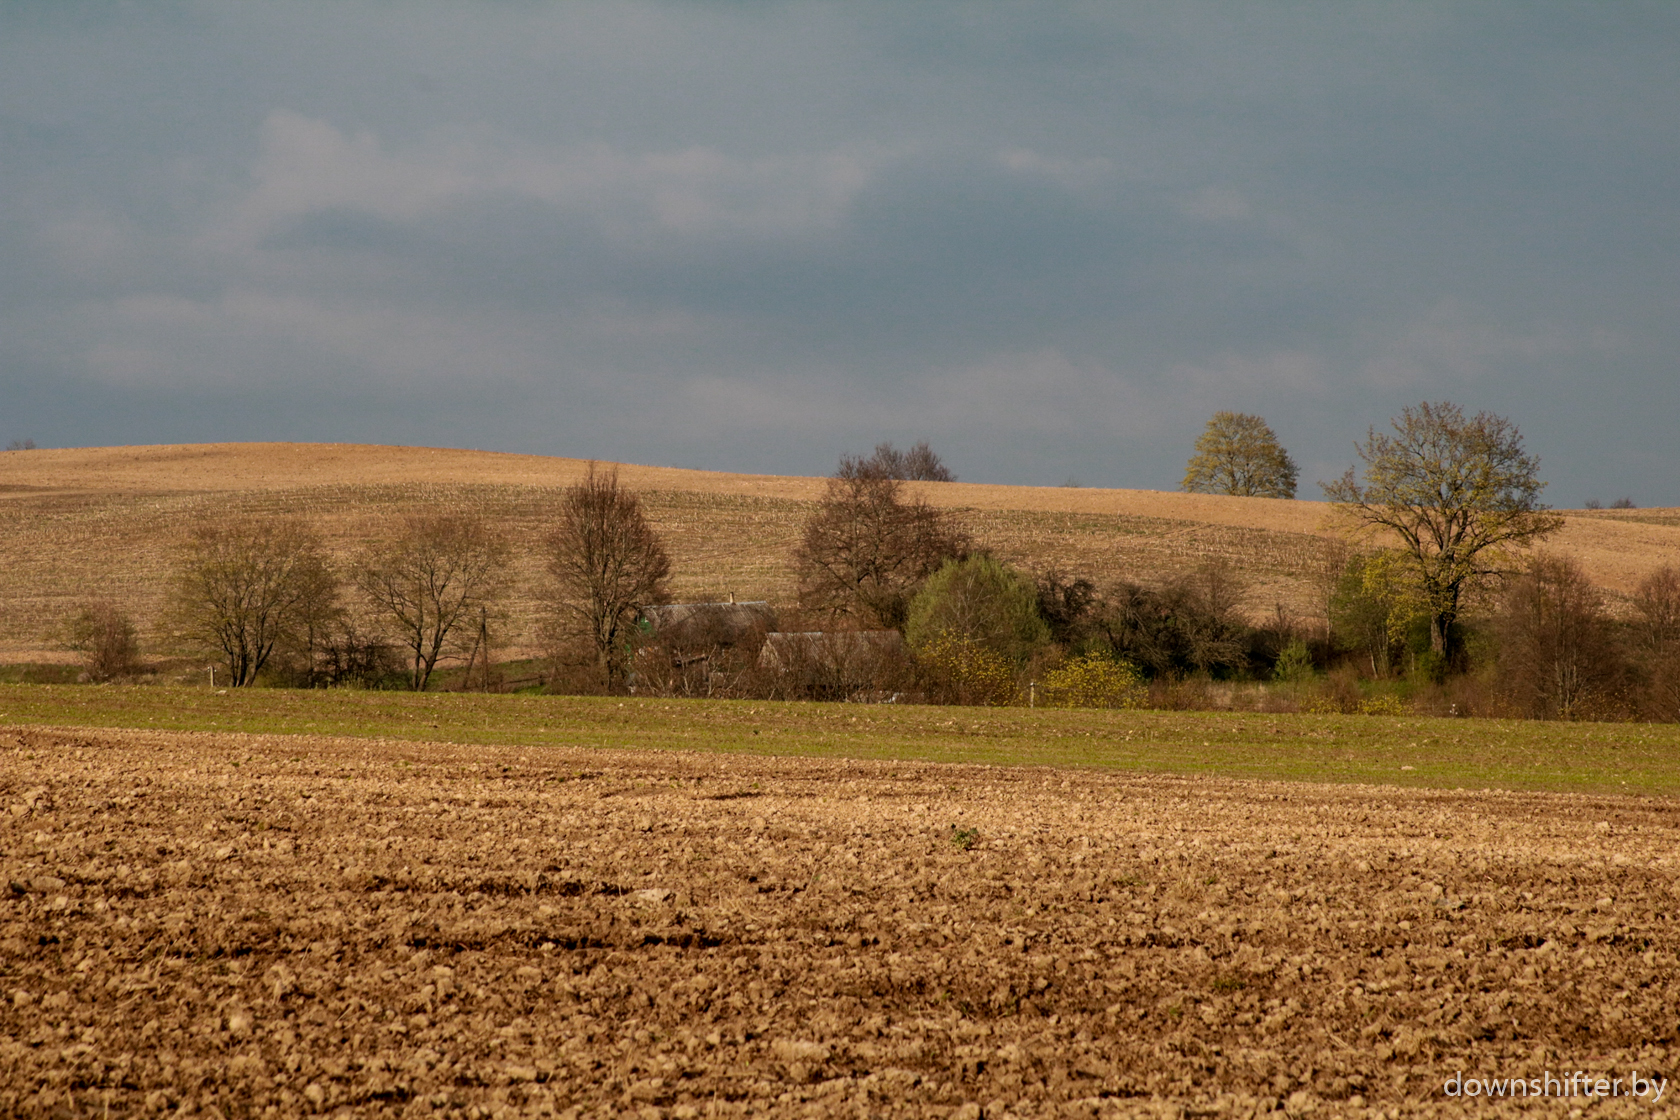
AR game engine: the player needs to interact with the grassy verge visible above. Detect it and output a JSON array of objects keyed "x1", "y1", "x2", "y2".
[{"x1": 3, "y1": 683, "x2": 1678, "y2": 797}]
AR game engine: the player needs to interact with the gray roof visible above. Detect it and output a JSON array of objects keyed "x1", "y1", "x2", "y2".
[{"x1": 640, "y1": 601, "x2": 777, "y2": 648}]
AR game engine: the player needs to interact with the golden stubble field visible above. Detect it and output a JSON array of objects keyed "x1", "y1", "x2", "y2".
[
  {"x1": 2, "y1": 443, "x2": 1676, "y2": 661},
  {"x1": 3, "y1": 725, "x2": 1677, "y2": 1118}
]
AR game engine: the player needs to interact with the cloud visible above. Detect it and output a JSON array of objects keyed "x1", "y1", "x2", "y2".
[
  {"x1": 1357, "y1": 302, "x2": 1578, "y2": 391},
  {"x1": 2, "y1": 5, "x2": 1678, "y2": 499},
  {"x1": 81, "y1": 289, "x2": 545, "y2": 391},
  {"x1": 214, "y1": 110, "x2": 881, "y2": 256}
]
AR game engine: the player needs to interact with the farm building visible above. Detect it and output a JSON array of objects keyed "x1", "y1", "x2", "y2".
[{"x1": 639, "y1": 601, "x2": 777, "y2": 654}]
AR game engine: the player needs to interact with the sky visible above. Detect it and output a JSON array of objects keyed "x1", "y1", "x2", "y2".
[{"x1": 3, "y1": 2, "x2": 1677, "y2": 504}]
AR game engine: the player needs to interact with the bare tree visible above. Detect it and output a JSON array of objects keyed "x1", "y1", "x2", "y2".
[
  {"x1": 840, "y1": 441, "x2": 956, "y2": 482},
  {"x1": 1323, "y1": 401, "x2": 1562, "y2": 661},
  {"x1": 356, "y1": 512, "x2": 510, "y2": 691},
  {"x1": 541, "y1": 464, "x2": 672, "y2": 691},
  {"x1": 793, "y1": 468, "x2": 968, "y2": 630},
  {"x1": 1632, "y1": 565, "x2": 1680, "y2": 721},
  {"x1": 1495, "y1": 553, "x2": 1622, "y2": 720},
  {"x1": 1181, "y1": 412, "x2": 1297, "y2": 498},
  {"x1": 68, "y1": 602, "x2": 141, "y2": 681},
  {"x1": 168, "y1": 518, "x2": 337, "y2": 687}
]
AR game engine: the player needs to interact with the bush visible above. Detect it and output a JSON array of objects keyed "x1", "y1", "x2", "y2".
[
  {"x1": 1093, "y1": 563, "x2": 1253, "y2": 679},
  {"x1": 1356, "y1": 694, "x2": 1406, "y2": 716},
  {"x1": 68, "y1": 602, "x2": 142, "y2": 681},
  {"x1": 1039, "y1": 654, "x2": 1145, "y2": 710},
  {"x1": 1272, "y1": 639, "x2": 1314, "y2": 684},
  {"x1": 914, "y1": 633, "x2": 1018, "y2": 706}
]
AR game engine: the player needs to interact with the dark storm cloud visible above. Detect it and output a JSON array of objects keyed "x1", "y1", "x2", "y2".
[{"x1": 2, "y1": 2, "x2": 1677, "y2": 500}]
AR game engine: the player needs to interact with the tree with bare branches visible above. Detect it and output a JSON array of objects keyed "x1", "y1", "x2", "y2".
[
  {"x1": 541, "y1": 465, "x2": 672, "y2": 691},
  {"x1": 842, "y1": 441, "x2": 956, "y2": 482},
  {"x1": 68, "y1": 602, "x2": 142, "y2": 681},
  {"x1": 793, "y1": 467, "x2": 968, "y2": 630},
  {"x1": 168, "y1": 518, "x2": 337, "y2": 686},
  {"x1": 1632, "y1": 565, "x2": 1680, "y2": 721},
  {"x1": 1323, "y1": 401, "x2": 1561, "y2": 662},
  {"x1": 356, "y1": 513, "x2": 510, "y2": 691},
  {"x1": 1495, "y1": 553, "x2": 1622, "y2": 720}
]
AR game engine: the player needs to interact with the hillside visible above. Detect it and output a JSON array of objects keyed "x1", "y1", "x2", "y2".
[{"x1": 1, "y1": 442, "x2": 1674, "y2": 662}]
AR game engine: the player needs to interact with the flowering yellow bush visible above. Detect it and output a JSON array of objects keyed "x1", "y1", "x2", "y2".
[
  {"x1": 914, "y1": 632, "x2": 1019, "y2": 706},
  {"x1": 1039, "y1": 654, "x2": 1145, "y2": 710},
  {"x1": 1356, "y1": 694, "x2": 1406, "y2": 716}
]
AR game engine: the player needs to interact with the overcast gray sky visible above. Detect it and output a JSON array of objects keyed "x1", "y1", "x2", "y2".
[{"x1": 4, "y1": 2, "x2": 1677, "y2": 503}]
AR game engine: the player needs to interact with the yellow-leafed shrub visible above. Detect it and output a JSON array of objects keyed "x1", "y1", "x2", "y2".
[
  {"x1": 914, "y1": 632, "x2": 1019, "y2": 706},
  {"x1": 1039, "y1": 654, "x2": 1145, "y2": 710},
  {"x1": 1356, "y1": 694, "x2": 1406, "y2": 716}
]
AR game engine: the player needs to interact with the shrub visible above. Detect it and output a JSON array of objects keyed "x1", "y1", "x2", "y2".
[
  {"x1": 1356, "y1": 694, "x2": 1406, "y2": 716},
  {"x1": 1039, "y1": 654, "x2": 1145, "y2": 710},
  {"x1": 1094, "y1": 562, "x2": 1253, "y2": 679},
  {"x1": 1272, "y1": 639, "x2": 1314, "y2": 684},
  {"x1": 1493, "y1": 553, "x2": 1625, "y2": 719},
  {"x1": 914, "y1": 632, "x2": 1018, "y2": 706},
  {"x1": 68, "y1": 602, "x2": 142, "y2": 682}
]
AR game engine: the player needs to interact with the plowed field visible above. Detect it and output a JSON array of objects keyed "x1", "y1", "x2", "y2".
[{"x1": 4, "y1": 726, "x2": 1677, "y2": 1118}]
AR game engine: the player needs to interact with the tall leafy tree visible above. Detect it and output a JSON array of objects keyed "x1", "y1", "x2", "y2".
[
  {"x1": 905, "y1": 555, "x2": 1049, "y2": 663},
  {"x1": 1322, "y1": 401, "x2": 1562, "y2": 661},
  {"x1": 1182, "y1": 412, "x2": 1298, "y2": 498}
]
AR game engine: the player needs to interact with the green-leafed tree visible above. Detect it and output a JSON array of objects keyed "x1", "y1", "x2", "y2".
[
  {"x1": 906, "y1": 555, "x2": 1049, "y2": 663},
  {"x1": 1182, "y1": 412, "x2": 1298, "y2": 498},
  {"x1": 1323, "y1": 401, "x2": 1562, "y2": 663}
]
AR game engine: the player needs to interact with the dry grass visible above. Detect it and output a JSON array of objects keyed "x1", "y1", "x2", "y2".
[
  {"x1": 4, "y1": 724, "x2": 1678, "y2": 1117},
  {"x1": 2, "y1": 443, "x2": 1675, "y2": 660}
]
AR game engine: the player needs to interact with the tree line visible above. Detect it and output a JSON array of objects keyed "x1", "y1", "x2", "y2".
[{"x1": 61, "y1": 422, "x2": 1680, "y2": 722}]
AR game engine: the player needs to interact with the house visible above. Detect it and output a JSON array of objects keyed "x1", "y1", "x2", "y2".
[{"x1": 639, "y1": 601, "x2": 777, "y2": 656}]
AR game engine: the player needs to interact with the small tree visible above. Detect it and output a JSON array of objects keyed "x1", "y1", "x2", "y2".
[
  {"x1": 1632, "y1": 565, "x2": 1680, "y2": 722},
  {"x1": 1328, "y1": 550, "x2": 1424, "y2": 678},
  {"x1": 1495, "y1": 553, "x2": 1622, "y2": 720},
  {"x1": 1323, "y1": 401, "x2": 1562, "y2": 662},
  {"x1": 356, "y1": 512, "x2": 510, "y2": 692},
  {"x1": 905, "y1": 555, "x2": 1049, "y2": 663},
  {"x1": 68, "y1": 602, "x2": 141, "y2": 681},
  {"x1": 168, "y1": 518, "x2": 337, "y2": 687},
  {"x1": 541, "y1": 465, "x2": 673, "y2": 691},
  {"x1": 1182, "y1": 412, "x2": 1298, "y2": 498},
  {"x1": 792, "y1": 467, "x2": 968, "y2": 630}
]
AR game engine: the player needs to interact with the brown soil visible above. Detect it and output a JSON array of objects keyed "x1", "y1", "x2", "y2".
[{"x1": 3, "y1": 727, "x2": 1676, "y2": 1117}]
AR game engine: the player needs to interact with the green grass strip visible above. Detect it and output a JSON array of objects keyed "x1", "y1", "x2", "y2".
[{"x1": 2, "y1": 683, "x2": 1677, "y2": 797}]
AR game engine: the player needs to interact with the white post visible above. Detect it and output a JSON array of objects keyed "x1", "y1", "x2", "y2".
[{"x1": 209, "y1": 666, "x2": 215, "y2": 688}]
